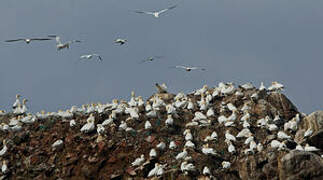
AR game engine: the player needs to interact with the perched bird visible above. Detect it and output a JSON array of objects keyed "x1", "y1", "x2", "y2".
[
  {"x1": 156, "y1": 142, "x2": 166, "y2": 150},
  {"x1": 145, "y1": 121, "x2": 152, "y2": 130},
  {"x1": 149, "y1": 148, "x2": 157, "y2": 159},
  {"x1": 181, "y1": 161, "x2": 196, "y2": 173},
  {"x1": 80, "y1": 54, "x2": 102, "y2": 62},
  {"x1": 202, "y1": 144, "x2": 217, "y2": 155},
  {"x1": 277, "y1": 131, "x2": 291, "y2": 140},
  {"x1": 165, "y1": 114, "x2": 174, "y2": 126},
  {"x1": 80, "y1": 114, "x2": 95, "y2": 133},
  {"x1": 135, "y1": 5, "x2": 177, "y2": 18},
  {"x1": 169, "y1": 141, "x2": 177, "y2": 149},
  {"x1": 184, "y1": 140, "x2": 195, "y2": 148},
  {"x1": 176, "y1": 148, "x2": 188, "y2": 160},
  {"x1": 222, "y1": 161, "x2": 231, "y2": 169},
  {"x1": 69, "y1": 120, "x2": 76, "y2": 127},
  {"x1": 173, "y1": 65, "x2": 206, "y2": 72},
  {"x1": 0, "y1": 140, "x2": 8, "y2": 157},
  {"x1": 203, "y1": 166, "x2": 211, "y2": 175},
  {"x1": 5, "y1": 37, "x2": 52, "y2": 44},
  {"x1": 132, "y1": 154, "x2": 145, "y2": 166},
  {"x1": 48, "y1": 35, "x2": 81, "y2": 50},
  {"x1": 304, "y1": 144, "x2": 320, "y2": 152},
  {"x1": 12, "y1": 94, "x2": 21, "y2": 110},
  {"x1": 304, "y1": 128, "x2": 313, "y2": 138},
  {"x1": 114, "y1": 38, "x2": 127, "y2": 45},
  {"x1": 1, "y1": 160, "x2": 9, "y2": 174},
  {"x1": 259, "y1": 82, "x2": 266, "y2": 91},
  {"x1": 225, "y1": 130, "x2": 236, "y2": 142},
  {"x1": 268, "y1": 81, "x2": 284, "y2": 92},
  {"x1": 140, "y1": 56, "x2": 164, "y2": 64}
]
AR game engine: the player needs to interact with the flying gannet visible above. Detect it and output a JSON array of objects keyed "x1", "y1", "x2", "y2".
[
  {"x1": 48, "y1": 35, "x2": 81, "y2": 50},
  {"x1": 173, "y1": 65, "x2": 206, "y2": 72},
  {"x1": 80, "y1": 54, "x2": 102, "y2": 62},
  {"x1": 135, "y1": 5, "x2": 177, "y2": 18},
  {"x1": 140, "y1": 56, "x2": 164, "y2": 64},
  {"x1": 5, "y1": 37, "x2": 52, "y2": 44},
  {"x1": 114, "y1": 38, "x2": 127, "y2": 45}
]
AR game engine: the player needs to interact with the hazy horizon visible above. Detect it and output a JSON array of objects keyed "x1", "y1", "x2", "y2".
[{"x1": 0, "y1": 0, "x2": 322, "y2": 114}]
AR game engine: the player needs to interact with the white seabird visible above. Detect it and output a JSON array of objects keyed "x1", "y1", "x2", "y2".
[
  {"x1": 225, "y1": 130, "x2": 236, "y2": 142},
  {"x1": 222, "y1": 161, "x2": 231, "y2": 169},
  {"x1": 5, "y1": 37, "x2": 52, "y2": 44},
  {"x1": 268, "y1": 81, "x2": 284, "y2": 92},
  {"x1": 1, "y1": 160, "x2": 9, "y2": 174},
  {"x1": 203, "y1": 166, "x2": 211, "y2": 175},
  {"x1": 169, "y1": 141, "x2": 177, "y2": 149},
  {"x1": 135, "y1": 5, "x2": 177, "y2": 18},
  {"x1": 145, "y1": 120, "x2": 152, "y2": 130},
  {"x1": 132, "y1": 154, "x2": 145, "y2": 166},
  {"x1": 304, "y1": 144, "x2": 320, "y2": 152},
  {"x1": 149, "y1": 148, "x2": 157, "y2": 159},
  {"x1": 0, "y1": 140, "x2": 8, "y2": 157},
  {"x1": 80, "y1": 114, "x2": 96, "y2": 133},
  {"x1": 277, "y1": 131, "x2": 291, "y2": 140},
  {"x1": 114, "y1": 38, "x2": 127, "y2": 45},
  {"x1": 174, "y1": 65, "x2": 206, "y2": 72},
  {"x1": 80, "y1": 54, "x2": 102, "y2": 62},
  {"x1": 12, "y1": 94, "x2": 21, "y2": 110},
  {"x1": 181, "y1": 161, "x2": 196, "y2": 173},
  {"x1": 176, "y1": 148, "x2": 188, "y2": 160},
  {"x1": 48, "y1": 35, "x2": 81, "y2": 50}
]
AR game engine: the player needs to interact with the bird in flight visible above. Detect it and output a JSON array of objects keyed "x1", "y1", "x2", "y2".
[
  {"x1": 5, "y1": 37, "x2": 52, "y2": 44},
  {"x1": 48, "y1": 35, "x2": 81, "y2": 50},
  {"x1": 80, "y1": 54, "x2": 102, "y2": 62},
  {"x1": 135, "y1": 5, "x2": 177, "y2": 18},
  {"x1": 140, "y1": 56, "x2": 164, "y2": 64},
  {"x1": 173, "y1": 65, "x2": 206, "y2": 72},
  {"x1": 114, "y1": 38, "x2": 127, "y2": 45}
]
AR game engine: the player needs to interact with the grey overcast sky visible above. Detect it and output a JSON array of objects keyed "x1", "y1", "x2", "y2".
[{"x1": 0, "y1": 0, "x2": 322, "y2": 113}]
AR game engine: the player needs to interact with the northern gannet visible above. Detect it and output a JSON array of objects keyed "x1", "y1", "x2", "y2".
[
  {"x1": 140, "y1": 56, "x2": 164, "y2": 64},
  {"x1": 176, "y1": 148, "x2": 188, "y2": 160},
  {"x1": 119, "y1": 121, "x2": 128, "y2": 131},
  {"x1": 236, "y1": 128, "x2": 252, "y2": 138},
  {"x1": 70, "y1": 119, "x2": 76, "y2": 127},
  {"x1": 156, "y1": 142, "x2": 166, "y2": 150},
  {"x1": 206, "y1": 108, "x2": 215, "y2": 117},
  {"x1": 181, "y1": 161, "x2": 196, "y2": 173},
  {"x1": 244, "y1": 136, "x2": 254, "y2": 145},
  {"x1": 202, "y1": 144, "x2": 217, "y2": 155},
  {"x1": 147, "y1": 163, "x2": 165, "y2": 177},
  {"x1": 169, "y1": 141, "x2": 177, "y2": 149},
  {"x1": 102, "y1": 114, "x2": 114, "y2": 126},
  {"x1": 267, "y1": 124, "x2": 278, "y2": 131},
  {"x1": 174, "y1": 65, "x2": 206, "y2": 72},
  {"x1": 1, "y1": 160, "x2": 9, "y2": 174},
  {"x1": 145, "y1": 120, "x2": 152, "y2": 129},
  {"x1": 268, "y1": 81, "x2": 284, "y2": 92},
  {"x1": 149, "y1": 148, "x2": 157, "y2": 159},
  {"x1": 259, "y1": 82, "x2": 266, "y2": 91},
  {"x1": 96, "y1": 124, "x2": 105, "y2": 135},
  {"x1": 225, "y1": 130, "x2": 236, "y2": 142},
  {"x1": 80, "y1": 114, "x2": 95, "y2": 133},
  {"x1": 0, "y1": 140, "x2": 8, "y2": 157},
  {"x1": 52, "y1": 139, "x2": 64, "y2": 150},
  {"x1": 304, "y1": 144, "x2": 320, "y2": 152},
  {"x1": 80, "y1": 54, "x2": 102, "y2": 62},
  {"x1": 114, "y1": 38, "x2": 127, "y2": 45},
  {"x1": 218, "y1": 115, "x2": 227, "y2": 124},
  {"x1": 227, "y1": 103, "x2": 237, "y2": 111},
  {"x1": 296, "y1": 144, "x2": 304, "y2": 151},
  {"x1": 20, "y1": 114, "x2": 36, "y2": 124},
  {"x1": 240, "y1": 82, "x2": 254, "y2": 90},
  {"x1": 12, "y1": 94, "x2": 21, "y2": 110},
  {"x1": 20, "y1": 98, "x2": 28, "y2": 114},
  {"x1": 128, "y1": 91, "x2": 137, "y2": 107},
  {"x1": 225, "y1": 140, "x2": 236, "y2": 153},
  {"x1": 184, "y1": 129, "x2": 193, "y2": 141},
  {"x1": 187, "y1": 98, "x2": 195, "y2": 110},
  {"x1": 277, "y1": 131, "x2": 291, "y2": 140},
  {"x1": 222, "y1": 161, "x2": 231, "y2": 169},
  {"x1": 203, "y1": 166, "x2": 211, "y2": 175},
  {"x1": 0, "y1": 123, "x2": 9, "y2": 132},
  {"x1": 5, "y1": 37, "x2": 51, "y2": 44},
  {"x1": 204, "y1": 131, "x2": 218, "y2": 142},
  {"x1": 165, "y1": 114, "x2": 174, "y2": 126},
  {"x1": 135, "y1": 5, "x2": 177, "y2": 18},
  {"x1": 48, "y1": 35, "x2": 81, "y2": 50},
  {"x1": 0, "y1": 110, "x2": 6, "y2": 116},
  {"x1": 184, "y1": 140, "x2": 195, "y2": 148},
  {"x1": 132, "y1": 154, "x2": 145, "y2": 166}
]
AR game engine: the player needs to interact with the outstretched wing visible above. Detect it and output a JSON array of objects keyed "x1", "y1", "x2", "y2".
[
  {"x1": 30, "y1": 38, "x2": 52, "y2": 41},
  {"x1": 191, "y1": 67, "x2": 206, "y2": 71},
  {"x1": 135, "y1": 11, "x2": 154, "y2": 15},
  {"x1": 175, "y1": 65, "x2": 188, "y2": 69},
  {"x1": 5, "y1": 39, "x2": 24, "y2": 42},
  {"x1": 158, "y1": 5, "x2": 177, "y2": 14}
]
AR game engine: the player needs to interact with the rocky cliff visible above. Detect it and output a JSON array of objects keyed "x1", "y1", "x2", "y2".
[{"x1": 0, "y1": 83, "x2": 322, "y2": 179}]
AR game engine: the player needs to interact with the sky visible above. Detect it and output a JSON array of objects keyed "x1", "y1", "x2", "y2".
[{"x1": 0, "y1": 0, "x2": 322, "y2": 114}]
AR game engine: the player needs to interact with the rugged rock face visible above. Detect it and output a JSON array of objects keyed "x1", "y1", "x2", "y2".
[
  {"x1": 279, "y1": 151, "x2": 323, "y2": 180},
  {"x1": 0, "y1": 84, "x2": 322, "y2": 179}
]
